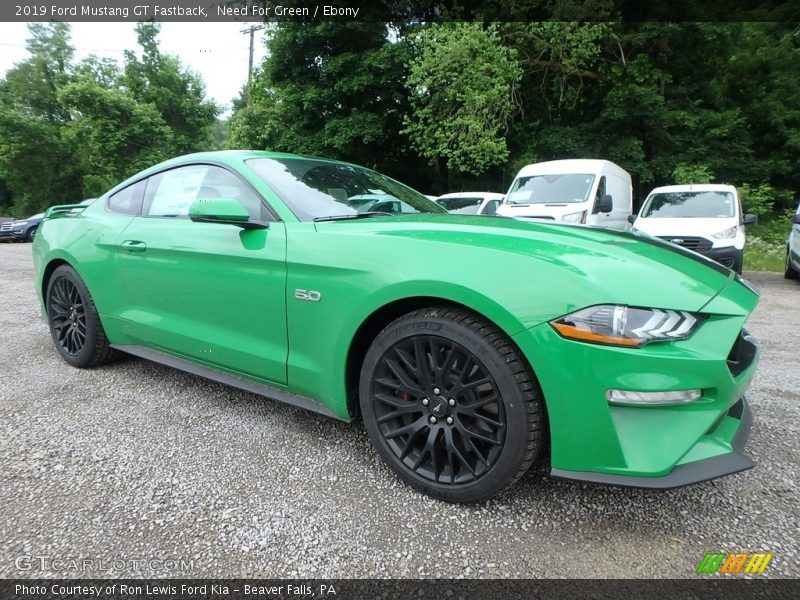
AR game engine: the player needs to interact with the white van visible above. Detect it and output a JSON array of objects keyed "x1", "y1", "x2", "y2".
[
  {"x1": 629, "y1": 184, "x2": 757, "y2": 274},
  {"x1": 496, "y1": 159, "x2": 632, "y2": 228}
]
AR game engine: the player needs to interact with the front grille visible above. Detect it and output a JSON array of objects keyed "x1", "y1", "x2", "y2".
[
  {"x1": 658, "y1": 236, "x2": 713, "y2": 252},
  {"x1": 727, "y1": 329, "x2": 757, "y2": 377},
  {"x1": 0, "y1": 222, "x2": 13, "y2": 232}
]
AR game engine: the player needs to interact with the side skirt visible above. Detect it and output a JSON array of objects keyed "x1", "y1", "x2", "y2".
[{"x1": 112, "y1": 344, "x2": 350, "y2": 422}]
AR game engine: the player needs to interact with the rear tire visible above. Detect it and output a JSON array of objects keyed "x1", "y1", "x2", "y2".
[
  {"x1": 359, "y1": 306, "x2": 544, "y2": 503},
  {"x1": 785, "y1": 250, "x2": 799, "y2": 280},
  {"x1": 46, "y1": 265, "x2": 116, "y2": 368}
]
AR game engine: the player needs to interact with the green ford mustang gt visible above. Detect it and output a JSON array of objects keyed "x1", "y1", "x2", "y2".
[{"x1": 33, "y1": 151, "x2": 759, "y2": 503}]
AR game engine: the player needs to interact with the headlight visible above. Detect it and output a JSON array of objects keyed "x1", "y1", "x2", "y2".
[
  {"x1": 551, "y1": 305, "x2": 702, "y2": 348},
  {"x1": 712, "y1": 225, "x2": 738, "y2": 239},
  {"x1": 13, "y1": 221, "x2": 28, "y2": 227},
  {"x1": 561, "y1": 210, "x2": 587, "y2": 224}
]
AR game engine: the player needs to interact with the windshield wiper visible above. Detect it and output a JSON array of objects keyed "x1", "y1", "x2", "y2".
[{"x1": 313, "y1": 211, "x2": 394, "y2": 222}]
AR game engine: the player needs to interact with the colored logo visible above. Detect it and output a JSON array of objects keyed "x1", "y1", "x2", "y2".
[{"x1": 696, "y1": 552, "x2": 773, "y2": 574}]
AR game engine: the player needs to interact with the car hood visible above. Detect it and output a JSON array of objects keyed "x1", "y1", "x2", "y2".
[
  {"x1": 316, "y1": 214, "x2": 746, "y2": 314},
  {"x1": 632, "y1": 217, "x2": 738, "y2": 238}
]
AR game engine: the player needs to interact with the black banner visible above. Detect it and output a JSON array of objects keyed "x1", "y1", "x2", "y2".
[{"x1": 1, "y1": 579, "x2": 797, "y2": 600}]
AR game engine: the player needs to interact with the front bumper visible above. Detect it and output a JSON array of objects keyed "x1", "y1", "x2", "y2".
[
  {"x1": 0, "y1": 228, "x2": 28, "y2": 241},
  {"x1": 701, "y1": 245, "x2": 742, "y2": 269},
  {"x1": 512, "y1": 276, "x2": 759, "y2": 488},
  {"x1": 551, "y1": 397, "x2": 754, "y2": 488}
]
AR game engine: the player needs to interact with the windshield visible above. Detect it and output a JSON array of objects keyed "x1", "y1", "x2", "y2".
[
  {"x1": 437, "y1": 197, "x2": 483, "y2": 212},
  {"x1": 505, "y1": 174, "x2": 595, "y2": 204},
  {"x1": 641, "y1": 191, "x2": 735, "y2": 218},
  {"x1": 246, "y1": 157, "x2": 445, "y2": 221}
]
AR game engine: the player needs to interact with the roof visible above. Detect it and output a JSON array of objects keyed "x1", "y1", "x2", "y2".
[
  {"x1": 516, "y1": 159, "x2": 630, "y2": 180},
  {"x1": 436, "y1": 192, "x2": 505, "y2": 200},
  {"x1": 647, "y1": 184, "x2": 738, "y2": 195}
]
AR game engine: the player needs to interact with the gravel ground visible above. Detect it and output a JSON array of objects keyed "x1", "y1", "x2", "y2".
[{"x1": 0, "y1": 243, "x2": 798, "y2": 579}]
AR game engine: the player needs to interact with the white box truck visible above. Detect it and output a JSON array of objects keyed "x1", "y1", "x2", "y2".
[{"x1": 496, "y1": 159, "x2": 632, "y2": 228}]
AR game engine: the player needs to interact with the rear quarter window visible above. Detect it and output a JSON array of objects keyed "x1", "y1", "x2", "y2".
[{"x1": 107, "y1": 180, "x2": 146, "y2": 215}]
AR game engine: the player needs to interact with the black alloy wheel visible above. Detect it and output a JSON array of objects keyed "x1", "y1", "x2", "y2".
[
  {"x1": 48, "y1": 276, "x2": 86, "y2": 356},
  {"x1": 372, "y1": 335, "x2": 506, "y2": 485},
  {"x1": 46, "y1": 265, "x2": 116, "y2": 368},
  {"x1": 360, "y1": 307, "x2": 544, "y2": 503}
]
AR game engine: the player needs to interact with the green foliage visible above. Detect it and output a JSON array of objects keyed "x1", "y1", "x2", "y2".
[
  {"x1": 122, "y1": 23, "x2": 219, "y2": 154},
  {"x1": 743, "y1": 211, "x2": 793, "y2": 272},
  {"x1": 0, "y1": 22, "x2": 218, "y2": 217},
  {"x1": 672, "y1": 164, "x2": 714, "y2": 184},
  {"x1": 403, "y1": 23, "x2": 521, "y2": 175},
  {"x1": 743, "y1": 236, "x2": 786, "y2": 272},
  {"x1": 738, "y1": 183, "x2": 780, "y2": 217},
  {"x1": 229, "y1": 22, "x2": 411, "y2": 177},
  {"x1": 2, "y1": 17, "x2": 799, "y2": 232}
]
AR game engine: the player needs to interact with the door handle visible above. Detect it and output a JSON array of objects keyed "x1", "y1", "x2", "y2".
[{"x1": 121, "y1": 240, "x2": 147, "y2": 253}]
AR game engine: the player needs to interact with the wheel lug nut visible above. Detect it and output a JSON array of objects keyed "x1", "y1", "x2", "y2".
[
  {"x1": 429, "y1": 416, "x2": 437, "y2": 424},
  {"x1": 446, "y1": 416, "x2": 454, "y2": 425},
  {"x1": 422, "y1": 398, "x2": 429, "y2": 406},
  {"x1": 433, "y1": 387, "x2": 440, "y2": 395},
  {"x1": 448, "y1": 398, "x2": 456, "y2": 406}
]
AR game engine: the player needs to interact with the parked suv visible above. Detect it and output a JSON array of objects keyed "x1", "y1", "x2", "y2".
[
  {"x1": 0, "y1": 212, "x2": 44, "y2": 242},
  {"x1": 786, "y1": 201, "x2": 800, "y2": 280},
  {"x1": 629, "y1": 184, "x2": 757, "y2": 274}
]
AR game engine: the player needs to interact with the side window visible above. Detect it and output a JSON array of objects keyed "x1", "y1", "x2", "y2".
[
  {"x1": 595, "y1": 176, "x2": 606, "y2": 202},
  {"x1": 143, "y1": 165, "x2": 267, "y2": 219},
  {"x1": 481, "y1": 200, "x2": 500, "y2": 215},
  {"x1": 107, "y1": 180, "x2": 146, "y2": 215},
  {"x1": 592, "y1": 176, "x2": 607, "y2": 214},
  {"x1": 199, "y1": 165, "x2": 268, "y2": 220}
]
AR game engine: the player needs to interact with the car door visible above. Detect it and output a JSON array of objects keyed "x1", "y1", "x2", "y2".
[{"x1": 114, "y1": 163, "x2": 288, "y2": 384}]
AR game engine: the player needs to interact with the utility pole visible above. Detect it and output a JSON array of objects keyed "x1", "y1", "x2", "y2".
[
  {"x1": 241, "y1": 1, "x2": 265, "y2": 105},
  {"x1": 242, "y1": 23, "x2": 265, "y2": 85}
]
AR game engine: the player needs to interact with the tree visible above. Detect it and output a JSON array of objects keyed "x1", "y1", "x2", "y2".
[
  {"x1": 403, "y1": 23, "x2": 522, "y2": 177},
  {"x1": 0, "y1": 23, "x2": 81, "y2": 215},
  {"x1": 122, "y1": 22, "x2": 219, "y2": 155},
  {"x1": 228, "y1": 21, "x2": 414, "y2": 177},
  {"x1": 0, "y1": 21, "x2": 221, "y2": 216}
]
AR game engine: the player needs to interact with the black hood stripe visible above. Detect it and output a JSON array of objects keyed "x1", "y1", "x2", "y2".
[{"x1": 585, "y1": 226, "x2": 733, "y2": 277}]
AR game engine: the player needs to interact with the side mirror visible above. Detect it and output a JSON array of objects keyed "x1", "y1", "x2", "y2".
[
  {"x1": 792, "y1": 214, "x2": 800, "y2": 224},
  {"x1": 627, "y1": 214, "x2": 636, "y2": 224},
  {"x1": 594, "y1": 194, "x2": 613, "y2": 214},
  {"x1": 189, "y1": 197, "x2": 267, "y2": 230},
  {"x1": 742, "y1": 213, "x2": 758, "y2": 226}
]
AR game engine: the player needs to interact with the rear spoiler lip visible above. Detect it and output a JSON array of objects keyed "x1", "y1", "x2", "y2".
[{"x1": 44, "y1": 204, "x2": 90, "y2": 218}]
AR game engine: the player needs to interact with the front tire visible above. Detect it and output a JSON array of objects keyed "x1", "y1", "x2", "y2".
[
  {"x1": 785, "y1": 250, "x2": 799, "y2": 280},
  {"x1": 26, "y1": 226, "x2": 37, "y2": 242},
  {"x1": 359, "y1": 307, "x2": 544, "y2": 503},
  {"x1": 46, "y1": 265, "x2": 116, "y2": 368},
  {"x1": 731, "y1": 251, "x2": 743, "y2": 275}
]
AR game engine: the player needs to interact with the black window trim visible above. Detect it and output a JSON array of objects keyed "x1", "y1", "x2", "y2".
[{"x1": 104, "y1": 160, "x2": 282, "y2": 222}]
